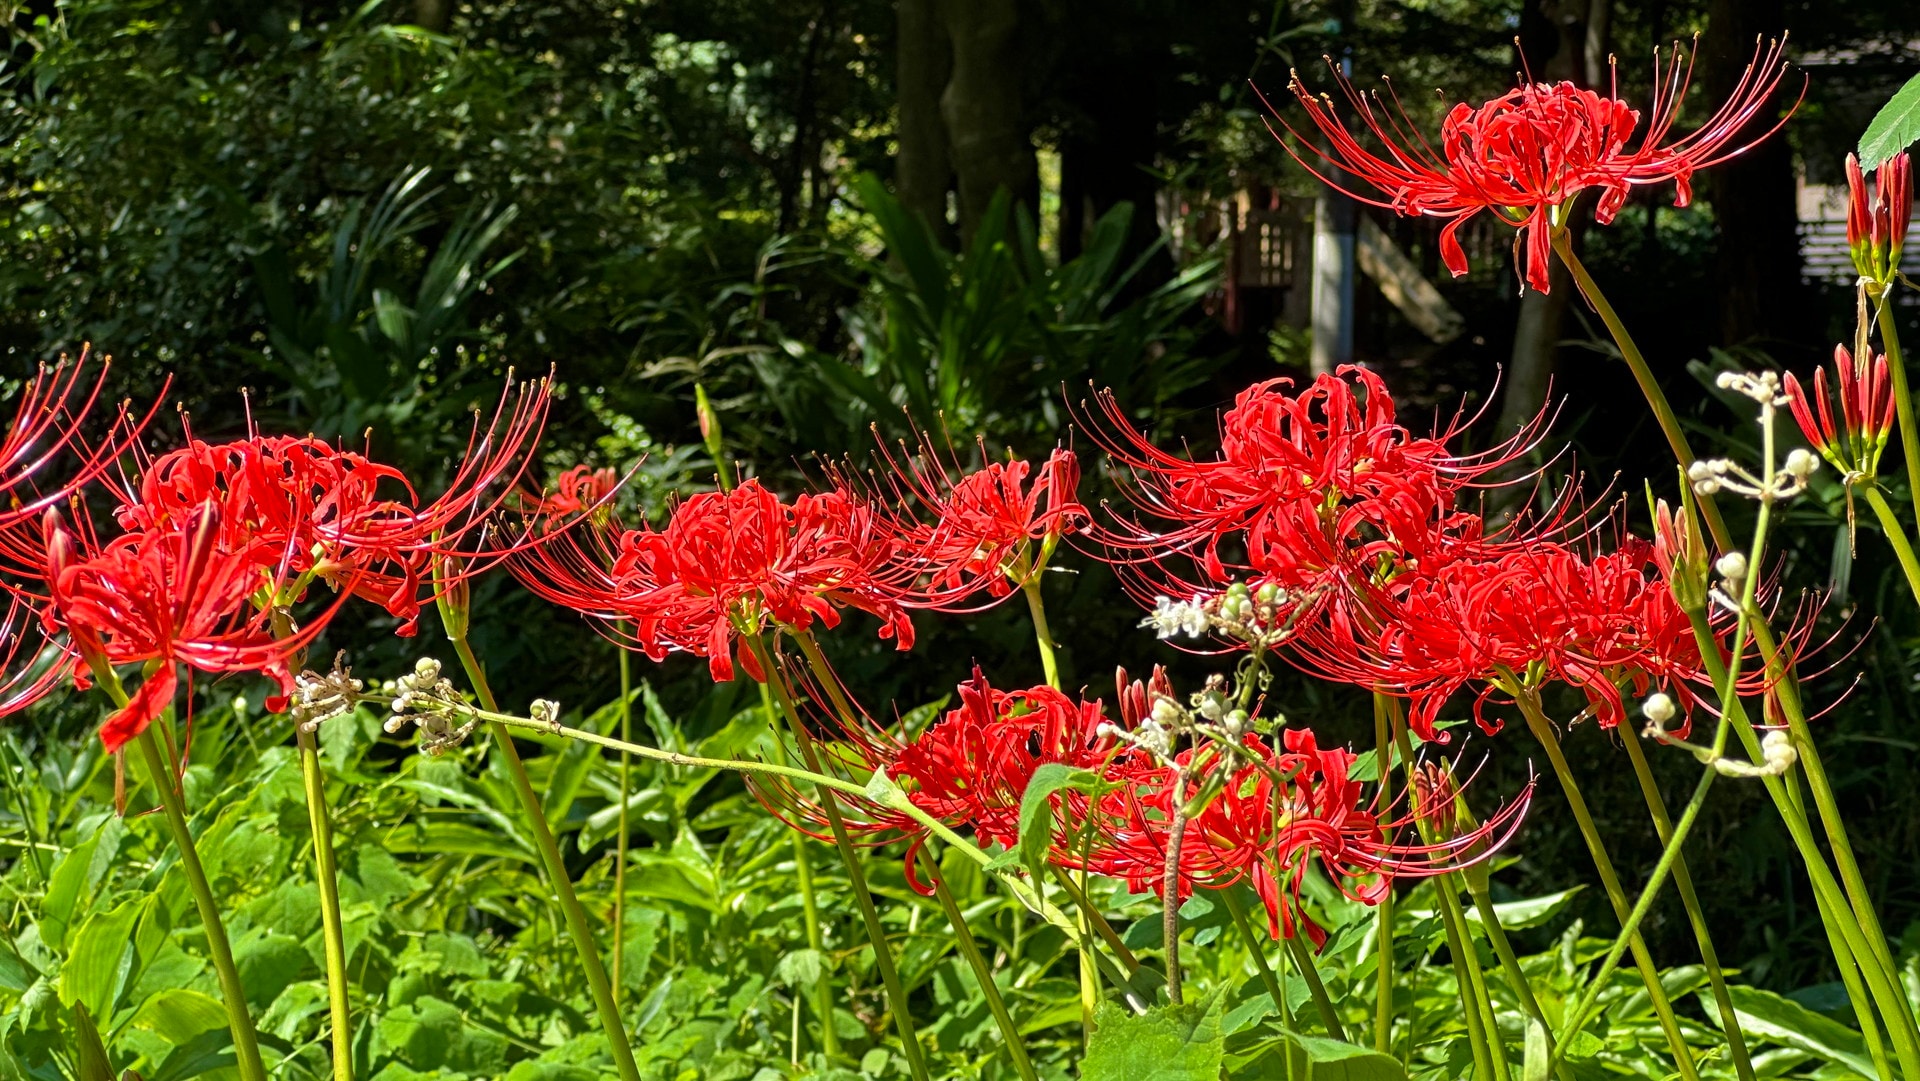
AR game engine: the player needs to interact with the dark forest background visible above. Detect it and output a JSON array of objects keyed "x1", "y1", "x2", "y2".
[{"x1": 4, "y1": 0, "x2": 1920, "y2": 995}]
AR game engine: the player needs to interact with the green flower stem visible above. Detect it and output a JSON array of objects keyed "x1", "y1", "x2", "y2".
[
  {"x1": 99, "y1": 674, "x2": 267, "y2": 1081},
  {"x1": 1429, "y1": 877, "x2": 1497, "y2": 1081},
  {"x1": 296, "y1": 731, "x2": 355, "y2": 1081},
  {"x1": 1616, "y1": 729, "x2": 1753, "y2": 1081},
  {"x1": 1811, "y1": 869, "x2": 1897, "y2": 1081},
  {"x1": 932, "y1": 874, "x2": 1041, "y2": 1081},
  {"x1": 1021, "y1": 577, "x2": 1061, "y2": 691},
  {"x1": 1463, "y1": 880, "x2": 1567, "y2": 1081},
  {"x1": 448, "y1": 638, "x2": 642, "y2": 1081},
  {"x1": 1222, "y1": 888, "x2": 1289, "y2": 1025},
  {"x1": 751, "y1": 634, "x2": 933, "y2": 1081},
  {"x1": 1868, "y1": 483, "x2": 1920, "y2": 618},
  {"x1": 1284, "y1": 933, "x2": 1346, "y2": 1042},
  {"x1": 1874, "y1": 293, "x2": 1920, "y2": 514},
  {"x1": 1370, "y1": 694, "x2": 1395, "y2": 1058},
  {"x1": 757, "y1": 676, "x2": 840, "y2": 1058},
  {"x1": 1553, "y1": 232, "x2": 1731, "y2": 549},
  {"x1": 791, "y1": 833, "x2": 838, "y2": 1055},
  {"x1": 1516, "y1": 699, "x2": 1701, "y2": 1081},
  {"x1": 612, "y1": 635, "x2": 633, "y2": 1005},
  {"x1": 1049, "y1": 866, "x2": 1140, "y2": 972}
]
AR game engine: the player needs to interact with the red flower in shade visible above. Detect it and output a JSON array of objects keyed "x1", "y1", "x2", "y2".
[
  {"x1": 510, "y1": 479, "x2": 913, "y2": 681},
  {"x1": 41, "y1": 505, "x2": 342, "y2": 750},
  {"x1": 1847, "y1": 151, "x2": 1910, "y2": 285},
  {"x1": 1271, "y1": 39, "x2": 1798, "y2": 292},
  {"x1": 1086, "y1": 366, "x2": 1535, "y2": 618},
  {"x1": 863, "y1": 442, "x2": 1087, "y2": 610},
  {"x1": 519, "y1": 464, "x2": 619, "y2": 520},
  {"x1": 1785, "y1": 345, "x2": 1895, "y2": 480}
]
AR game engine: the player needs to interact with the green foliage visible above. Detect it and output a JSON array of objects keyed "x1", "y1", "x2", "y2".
[
  {"x1": 1082, "y1": 994, "x2": 1225, "y2": 1081},
  {"x1": 1858, "y1": 70, "x2": 1920, "y2": 167}
]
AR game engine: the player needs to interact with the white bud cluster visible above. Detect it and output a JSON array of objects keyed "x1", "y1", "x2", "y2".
[
  {"x1": 1689, "y1": 456, "x2": 1812, "y2": 503},
  {"x1": 380, "y1": 657, "x2": 477, "y2": 754},
  {"x1": 288, "y1": 656, "x2": 365, "y2": 734},
  {"x1": 1715, "y1": 369, "x2": 1788, "y2": 408},
  {"x1": 1142, "y1": 595, "x2": 1211, "y2": 639}
]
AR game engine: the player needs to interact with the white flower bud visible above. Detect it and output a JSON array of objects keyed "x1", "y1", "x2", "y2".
[
  {"x1": 1784, "y1": 448, "x2": 1819, "y2": 480},
  {"x1": 1641, "y1": 693, "x2": 1676, "y2": 725},
  {"x1": 1687, "y1": 460, "x2": 1715, "y2": 482},
  {"x1": 1714, "y1": 551, "x2": 1748, "y2": 582}
]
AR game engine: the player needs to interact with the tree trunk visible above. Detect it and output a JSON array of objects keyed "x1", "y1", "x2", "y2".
[
  {"x1": 895, "y1": 0, "x2": 952, "y2": 245},
  {"x1": 938, "y1": 0, "x2": 1036, "y2": 243},
  {"x1": 1703, "y1": 0, "x2": 1808, "y2": 353},
  {"x1": 779, "y1": 0, "x2": 836, "y2": 234},
  {"x1": 1499, "y1": 0, "x2": 1602, "y2": 440},
  {"x1": 413, "y1": 0, "x2": 452, "y2": 32}
]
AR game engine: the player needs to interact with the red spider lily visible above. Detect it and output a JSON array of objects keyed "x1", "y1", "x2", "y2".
[
  {"x1": 109, "y1": 374, "x2": 552, "y2": 634},
  {"x1": 40, "y1": 505, "x2": 343, "y2": 750},
  {"x1": 518, "y1": 464, "x2": 619, "y2": 520},
  {"x1": 1847, "y1": 151, "x2": 1910, "y2": 285},
  {"x1": 1785, "y1": 345, "x2": 1895, "y2": 480},
  {"x1": 1297, "y1": 533, "x2": 1739, "y2": 742},
  {"x1": 1085, "y1": 366, "x2": 1538, "y2": 617},
  {"x1": 860, "y1": 440, "x2": 1087, "y2": 610},
  {"x1": 1077, "y1": 727, "x2": 1531, "y2": 945},
  {"x1": 509, "y1": 479, "x2": 913, "y2": 681},
  {"x1": 1271, "y1": 39, "x2": 1798, "y2": 292},
  {"x1": 0, "y1": 351, "x2": 165, "y2": 577}
]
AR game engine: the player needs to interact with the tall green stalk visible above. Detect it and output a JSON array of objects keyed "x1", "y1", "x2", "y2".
[
  {"x1": 1866, "y1": 486, "x2": 1920, "y2": 605},
  {"x1": 94, "y1": 664, "x2": 268, "y2": 1081},
  {"x1": 753, "y1": 633, "x2": 932, "y2": 1081},
  {"x1": 1370, "y1": 694, "x2": 1395, "y2": 1057},
  {"x1": 932, "y1": 875, "x2": 1040, "y2": 1081},
  {"x1": 447, "y1": 638, "x2": 642, "y2": 1081},
  {"x1": 1516, "y1": 700, "x2": 1701, "y2": 1081},
  {"x1": 1284, "y1": 934, "x2": 1347, "y2": 1042},
  {"x1": 1021, "y1": 577, "x2": 1061, "y2": 690},
  {"x1": 297, "y1": 731, "x2": 355, "y2": 1081},
  {"x1": 611, "y1": 634, "x2": 633, "y2": 1004},
  {"x1": 1872, "y1": 293, "x2": 1920, "y2": 512},
  {"x1": 1429, "y1": 878, "x2": 1497, "y2": 1081},
  {"x1": 1223, "y1": 888, "x2": 1289, "y2": 1024},
  {"x1": 1616, "y1": 725, "x2": 1754, "y2": 1081}
]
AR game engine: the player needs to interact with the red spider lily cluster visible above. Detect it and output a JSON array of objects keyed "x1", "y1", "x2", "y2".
[
  {"x1": 1271, "y1": 39, "x2": 1798, "y2": 292},
  {"x1": 0, "y1": 363, "x2": 550, "y2": 750},
  {"x1": 1085, "y1": 366, "x2": 1758, "y2": 742}
]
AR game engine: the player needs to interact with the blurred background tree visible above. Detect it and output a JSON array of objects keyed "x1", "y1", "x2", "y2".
[{"x1": 4, "y1": 0, "x2": 1920, "y2": 996}]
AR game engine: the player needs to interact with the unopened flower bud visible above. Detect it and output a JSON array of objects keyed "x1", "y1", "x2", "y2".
[
  {"x1": 1150, "y1": 696, "x2": 1183, "y2": 728},
  {"x1": 1641, "y1": 693, "x2": 1676, "y2": 726},
  {"x1": 1715, "y1": 551, "x2": 1748, "y2": 582},
  {"x1": 1255, "y1": 582, "x2": 1281, "y2": 605},
  {"x1": 1783, "y1": 447, "x2": 1819, "y2": 480}
]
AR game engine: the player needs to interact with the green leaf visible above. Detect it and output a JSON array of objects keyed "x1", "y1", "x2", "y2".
[
  {"x1": 1522, "y1": 1018, "x2": 1550, "y2": 1081},
  {"x1": 128, "y1": 989, "x2": 229, "y2": 1044},
  {"x1": 774, "y1": 949, "x2": 824, "y2": 989},
  {"x1": 1014, "y1": 763, "x2": 1099, "y2": 884},
  {"x1": 1561, "y1": 1030, "x2": 1604, "y2": 1059},
  {"x1": 60, "y1": 895, "x2": 145, "y2": 1022},
  {"x1": 1279, "y1": 1031, "x2": 1409, "y2": 1080},
  {"x1": 1462, "y1": 887, "x2": 1583, "y2": 931},
  {"x1": 69, "y1": 1003, "x2": 114, "y2": 1081},
  {"x1": 1860, "y1": 71, "x2": 1920, "y2": 167},
  {"x1": 1705, "y1": 985, "x2": 1877, "y2": 1079},
  {"x1": 1083, "y1": 993, "x2": 1226, "y2": 1081}
]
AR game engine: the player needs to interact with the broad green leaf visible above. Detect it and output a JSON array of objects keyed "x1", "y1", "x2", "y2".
[
  {"x1": 1462, "y1": 887, "x2": 1583, "y2": 932},
  {"x1": 1014, "y1": 763, "x2": 1099, "y2": 883},
  {"x1": 1860, "y1": 71, "x2": 1920, "y2": 167},
  {"x1": 1083, "y1": 993, "x2": 1225, "y2": 1081},
  {"x1": 1280, "y1": 1030, "x2": 1408, "y2": 1080},
  {"x1": 128, "y1": 989, "x2": 228, "y2": 1044},
  {"x1": 1705, "y1": 986, "x2": 1877, "y2": 1079},
  {"x1": 60, "y1": 895, "x2": 144, "y2": 1022},
  {"x1": 0, "y1": 940, "x2": 39, "y2": 994}
]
